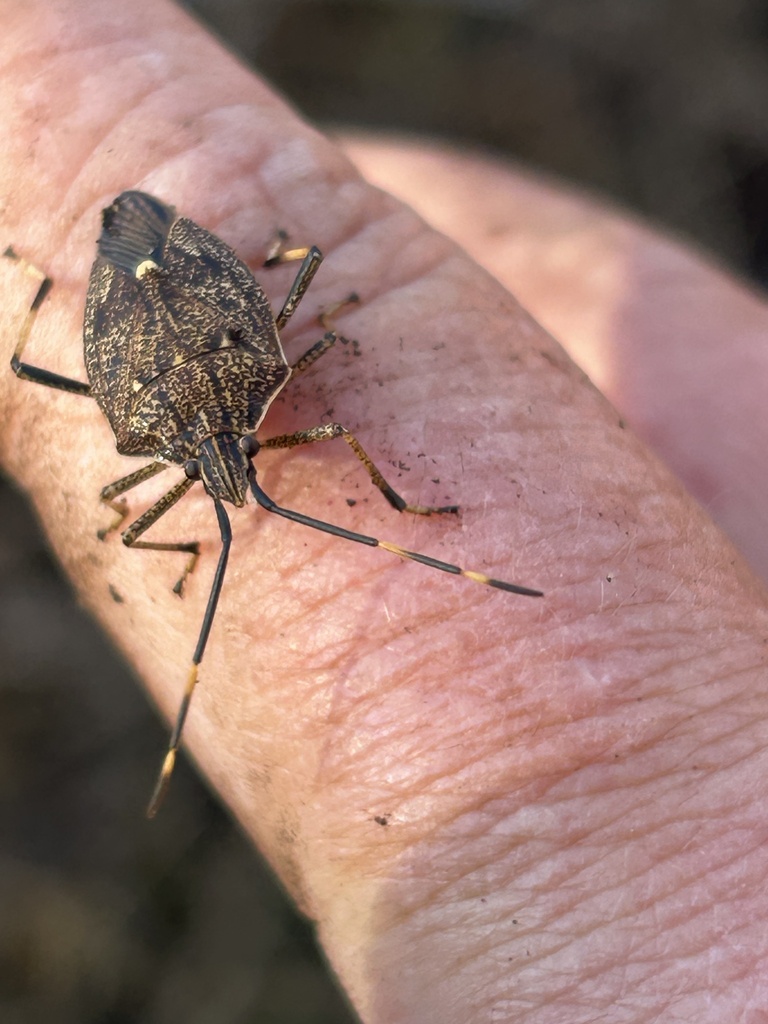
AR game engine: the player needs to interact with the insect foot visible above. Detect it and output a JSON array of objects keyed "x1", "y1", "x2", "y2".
[{"x1": 8, "y1": 190, "x2": 543, "y2": 818}]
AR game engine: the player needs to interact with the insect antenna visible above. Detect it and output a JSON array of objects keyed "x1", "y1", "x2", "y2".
[
  {"x1": 146, "y1": 498, "x2": 232, "y2": 818},
  {"x1": 249, "y1": 473, "x2": 542, "y2": 597}
]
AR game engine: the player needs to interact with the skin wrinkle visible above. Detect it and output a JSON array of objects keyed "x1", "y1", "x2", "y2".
[
  {"x1": 597, "y1": 798, "x2": 750, "y2": 888},
  {"x1": 581, "y1": 840, "x2": 736, "y2": 939},
  {"x1": 322, "y1": 640, "x2": 545, "y2": 761},
  {"x1": 356, "y1": 700, "x2": 768, "y2": 1011},
  {"x1": 422, "y1": 792, "x2": 681, "y2": 909},
  {"x1": 468, "y1": 806, "x2": 757, "y2": 966},
  {"x1": 18, "y1": 74, "x2": 146, "y2": 217},
  {"x1": 250, "y1": 561, "x2": 475, "y2": 753},
  {"x1": 625, "y1": 888, "x2": 757, "y2": 970},
  {"x1": 328, "y1": 208, "x2": 465, "y2": 322},
  {"x1": 680, "y1": 704, "x2": 768, "y2": 767},
  {"x1": 444, "y1": 897, "x2": 692, "y2": 1015},
  {"x1": 112, "y1": 100, "x2": 257, "y2": 207},
  {"x1": 256, "y1": 144, "x2": 380, "y2": 261},
  {"x1": 266, "y1": 540, "x2": 484, "y2": 677},
  {"x1": 9, "y1": 32, "x2": 345, "y2": 269},
  {"x1": 39, "y1": 76, "x2": 179, "y2": 217},
  {"x1": 573, "y1": 750, "x2": 747, "y2": 827}
]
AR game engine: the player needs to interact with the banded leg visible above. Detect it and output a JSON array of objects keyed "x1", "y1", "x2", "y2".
[
  {"x1": 249, "y1": 473, "x2": 542, "y2": 598},
  {"x1": 146, "y1": 500, "x2": 232, "y2": 818},
  {"x1": 261, "y1": 422, "x2": 459, "y2": 515},
  {"x1": 290, "y1": 295, "x2": 360, "y2": 377},
  {"x1": 119, "y1": 475, "x2": 201, "y2": 596},
  {"x1": 263, "y1": 236, "x2": 324, "y2": 331},
  {"x1": 265, "y1": 233, "x2": 359, "y2": 369},
  {"x1": 97, "y1": 461, "x2": 170, "y2": 540},
  {"x1": 263, "y1": 230, "x2": 311, "y2": 268},
  {"x1": 290, "y1": 333, "x2": 337, "y2": 377},
  {"x1": 4, "y1": 248, "x2": 90, "y2": 395}
]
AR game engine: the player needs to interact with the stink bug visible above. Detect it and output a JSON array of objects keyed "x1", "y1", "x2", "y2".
[{"x1": 8, "y1": 190, "x2": 542, "y2": 817}]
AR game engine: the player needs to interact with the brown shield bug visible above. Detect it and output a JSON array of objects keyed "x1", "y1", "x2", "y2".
[{"x1": 8, "y1": 191, "x2": 542, "y2": 816}]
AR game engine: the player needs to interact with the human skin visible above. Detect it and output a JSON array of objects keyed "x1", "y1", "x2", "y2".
[
  {"x1": 341, "y1": 134, "x2": 768, "y2": 589},
  {"x1": 3, "y1": 2, "x2": 768, "y2": 1022}
]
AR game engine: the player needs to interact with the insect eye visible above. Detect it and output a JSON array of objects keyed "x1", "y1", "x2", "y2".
[
  {"x1": 184, "y1": 459, "x2": 200, "y2": 479},
  {"x1": 239, "y1": 436, "x2": 259, "y2": 457}
]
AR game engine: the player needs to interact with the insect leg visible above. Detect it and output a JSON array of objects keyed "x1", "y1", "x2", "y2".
[
  {"x1": 4, "y1": 248, "x2": 91, "y2": 396},
  {"x1": 261, "y1": 423, "x2": 459, "y2": 515},
  {"x1": 290, "y1": 296, "x2": 360, "y2": 377},
  {"x1": 263, "y1": 230, "x2": 312, "y2": 268},
  {"x1": 119, "y1": 475, "x2": 201, "y2": 596},
  {"x1": 272, "y1": 247, "x2": 324, "y2": 331},
  {"x1": 318, "y1": 292, "x2": 360, "y2": 332},
  {"x1": 97, "y1": 461, "x2": 170, "y2": 540},
  {"x1": 249, "y1": 473, "x2": 542, "y2": 597},
  {"x1": 290, "y1": 332, "x2": 337, "y2": 377},
  {"x1": 147, "y1": 498, "x2": 232, "y2": 818}
]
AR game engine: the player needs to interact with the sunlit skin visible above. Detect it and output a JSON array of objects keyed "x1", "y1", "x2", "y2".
[{"x1": 4, "y1": 2, "x2": 768, "y2": 1022}]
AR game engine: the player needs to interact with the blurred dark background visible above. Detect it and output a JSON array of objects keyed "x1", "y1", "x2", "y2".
[{"x1": 4, "y1": 1, "x2": 768, "y2": 1021}]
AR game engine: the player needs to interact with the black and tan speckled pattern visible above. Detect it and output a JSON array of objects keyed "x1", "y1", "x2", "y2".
[{"x1": 84, "y1": 194, "x2": 291, "y2": 466}]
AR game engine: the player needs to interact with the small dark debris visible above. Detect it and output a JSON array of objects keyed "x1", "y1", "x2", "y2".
[{"x1": 108, "y1": 583, "x2": 125, "y2": 604}]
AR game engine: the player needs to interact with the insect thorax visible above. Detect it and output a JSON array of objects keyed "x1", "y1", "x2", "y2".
[{"x1": 105, "y1": 347, "x2": 289, "y2": 457}]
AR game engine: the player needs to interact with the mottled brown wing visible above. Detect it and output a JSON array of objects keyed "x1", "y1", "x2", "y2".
[
  {"x1": 161, "y1": 218, "x2": 283, "y2": 363},
  {"x1": 84, "y1": 206, "x2": 289, "y2": 456},
  {"x1": 84, "y1": 254, "x2": 156, "y2": 437}
]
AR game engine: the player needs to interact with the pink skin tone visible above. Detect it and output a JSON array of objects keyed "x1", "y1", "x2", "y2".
[{"x1": 3, "y1": 3, "x2": 768, "y2": 1022}]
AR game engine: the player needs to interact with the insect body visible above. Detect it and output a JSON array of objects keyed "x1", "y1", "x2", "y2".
[
  {"x1": 86, "y1": 193, "x2": 291, "y2": 503},
  {"x1": 9, "y1": 190, "x2": 542, "y2": 817}
]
